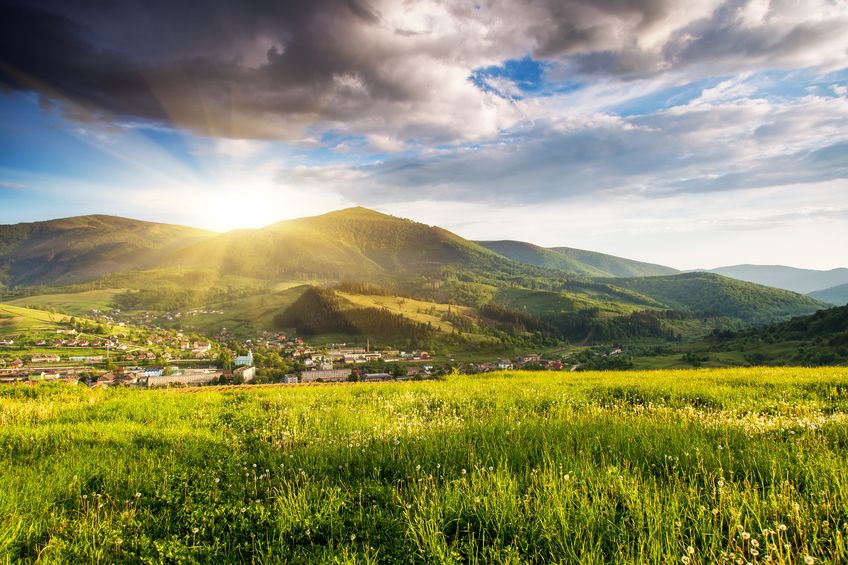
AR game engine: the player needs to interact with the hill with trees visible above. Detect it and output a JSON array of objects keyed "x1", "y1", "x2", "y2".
[
  {"x1": 476, "y1": 240, "x2": 678, "y2": 277},
  {"x1": 809, "y1": 282, "x2": 848, "y2": 306},
  {"x1": 602, "y1": 272, "x2": 826, "y2": 324},
  {"x1": 0, "y1": 215, "x2": 212, "y2": 286}
]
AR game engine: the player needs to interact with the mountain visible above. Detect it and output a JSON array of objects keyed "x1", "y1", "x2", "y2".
[
  {"x1": 809, "y1": 283, "x2": 848, "y2": 306},
  {"x1": 0, "y1": 209, "x2": 829, "y2": 342},
  {"x1": 476, "y1": 241, "x2": 678, "y2": 277},
  {"x1": 706, "y1": 265, "x2": 848, "y2": 294},
  {"x1": 166, "y1": 207, "x2": 536, "y2": 282},
  {"x1": 475, "y1": 241, "x2": 607, "y2": 276},
  {"x1": 603, "y1": 272, "x2": 827, "y2": 324},
  {"x1": 548, "y1": 247, "x2": 679, "y2": 278},
  {"x1": 0, "y1": 215, "x2": 213, "y2": 287}
]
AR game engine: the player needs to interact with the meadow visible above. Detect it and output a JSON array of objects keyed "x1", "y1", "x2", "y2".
[{"x1": 2, "y1": 368, "x2": 847, "y2": 564}]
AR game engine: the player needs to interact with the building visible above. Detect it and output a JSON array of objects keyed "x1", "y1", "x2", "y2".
[
  {"x1": 234, "y1": 365, "x2": 256, "y2": 383},
  {"x1": 300, "y1": 369, "x2": 350, "y2": 383},
  {"x1": 147, "y1": 369, "x2": 222, "y2": 388},
  {"x1": 31, "y1": 355, "x2": 61, "y2": 363},
  {"x1": 362, "y1": 372, "x2": 392, "y2": 382},
  {"x1": 234, "y1": 350, "x2": 253, "y2": 367},
  {"x1": 497, "y1": 359, "x2": 514, "y2": 370}
]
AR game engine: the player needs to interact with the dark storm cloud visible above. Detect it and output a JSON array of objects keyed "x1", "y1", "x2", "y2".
[
  {"x1": 0, "y1": 0, "x2": 846, "y2": 140},
  {"x1": 0, "y1": 0, "x2": 400, "y2": 138}
]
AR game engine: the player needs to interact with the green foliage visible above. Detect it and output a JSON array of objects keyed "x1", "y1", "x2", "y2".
[
  {"x1": 477, "y1": 240, "x2": 678, "y2": 277},
  {"x1": 2, "y1": 368, "x2": 848, "y2": 563},
  {"x1": 606, "y1": 272, "x2": 826, "y2": 324},
  {"x1": 0, "y1": 215, "x2": 211, "y2": 286},
  {"x1": 274, "y1": 287, "x2": 433, "y2": 345}
]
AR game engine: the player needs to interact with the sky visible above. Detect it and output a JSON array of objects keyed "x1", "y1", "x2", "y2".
[{"x1": 0, "y1": 0, "x2": 846, "y2": 270}]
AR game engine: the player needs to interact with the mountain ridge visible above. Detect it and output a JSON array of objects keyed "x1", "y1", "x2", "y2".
[{"x1": 705, "y1": 264, "x2": 848, "y2": 294}]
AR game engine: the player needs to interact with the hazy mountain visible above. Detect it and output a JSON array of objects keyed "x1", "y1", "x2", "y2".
[
  {"x1": 809, "y1": 283, "x2": 848, "y2": 306},
  {"x1": 0, "y1": 215, "x2": 213, "y2": 286},
  {"x1": 706, "y1": 265, "x2": 848, "y2": 294}
]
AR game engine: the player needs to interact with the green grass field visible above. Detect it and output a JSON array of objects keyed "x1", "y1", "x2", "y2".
[
  {"x1": 0, "y1": 304, "x2": 70, "y2": 335},
  {"x1": 6, "y1": 290, "x2": 124, "y2": 317},
  {"x1": 2, "y1": 368, "x2": 847, "y2": 563}
]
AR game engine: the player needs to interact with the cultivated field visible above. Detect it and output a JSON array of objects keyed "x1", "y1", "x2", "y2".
[{"x1": 2, "y1": 368, "x2": 847, "y2": 563}]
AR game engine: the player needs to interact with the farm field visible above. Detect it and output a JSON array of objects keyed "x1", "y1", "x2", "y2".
[
  {"x1": 2, "y1": 368, "x2": 848, "y2": 563},
  {"x1": 6, "y1": 290, "x2": 124, "y2": 318}
]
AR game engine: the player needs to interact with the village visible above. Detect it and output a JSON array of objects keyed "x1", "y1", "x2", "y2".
[{"x1": 0, "y1": 323, "x2": 596, "y2": 388}]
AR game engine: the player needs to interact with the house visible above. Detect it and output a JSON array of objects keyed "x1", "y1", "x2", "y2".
[
  {"x1": 517, "y1": 354, "x2": 541, "y2": 364},
  {"x1": 234, "y1": 350, "x2": 253, "y2": 367},
  {"x1": 234, "y1": 366, "x2": 256, "y2": 383},
  {"x1": 283, "y1": 374, "x2": 299, "y2": 384},
  {"x1": 143, "y1": 367, "x2": 163, "y2": 378},
  {"x1": 0, "y1": 339, "x2": 14, "y2": 346},
  {"x1": 497, "y1": 359, "x2": 513, "y2": 370},
  {"x1": 31, "y1": 355, "x2": 61, "y2": 364},
  {"x1": 98, "y1": 372, "x2": 116, "y2": 383}
]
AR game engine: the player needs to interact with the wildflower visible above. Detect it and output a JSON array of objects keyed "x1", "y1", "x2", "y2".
[
  {"x1": 742, "y1": 532, "x2": 751, "y2": 540},
  {"x1": 681, "y1": 557, "x2": 690, "y2": 564},
  {"x1": 214, "y1": 478, "x2": 220, "y2": 484},
  {"x1": 192, "y1": 527, "x2": 199, "y2": 534},
  {"x1": 350, "y1": 534, "x2": 356, "y2": 542},
  {"x1": 461, "y1": 468, "x2": 467, "y2": 475},
  {"x1": 240, "y1": 507, "x2": 246, "y2": 513},
  {"x1": 751, "y1": 550, "x2": 759, "y2": 557},
  {"x1": 687, "y1": 546, "x2": 695, "y2": 554},
  {"x1": 778, "y1": 524, "x2": 787, "y2": 531},
  {"x1": 805, "y1": 557, "x2": 814, "y2": 565},
  {"x1": 134, "y1": 492, "x2": 141, "y2": 498}
]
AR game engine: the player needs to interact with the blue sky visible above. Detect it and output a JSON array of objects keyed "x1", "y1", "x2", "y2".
[{"x1": 1, "y1": 0, "x2": 847, "y2": 269}]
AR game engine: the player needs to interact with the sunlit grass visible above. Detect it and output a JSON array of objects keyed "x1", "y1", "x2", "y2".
[{"x1": 1, "y1": 367, "x2": 847, "y2": 563}]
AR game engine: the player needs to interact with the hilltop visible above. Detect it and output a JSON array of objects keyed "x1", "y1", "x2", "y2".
[{"x1": 0, "y1": 215, "x2": 212, "y2": 286}]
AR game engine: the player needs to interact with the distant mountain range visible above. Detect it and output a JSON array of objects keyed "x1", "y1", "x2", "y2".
[
  {"x1": 0, "y1": 208, "x2": 831, "y2": 343},
  {"x1": 705, "y1": 265, "x2": 848, "y2": 300}
]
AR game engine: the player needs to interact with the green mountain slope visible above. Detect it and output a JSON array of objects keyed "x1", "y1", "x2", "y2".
[
  {"x1": 550, "y1": 247, "x2": 679, "y2": 277},
  {"x1": 475, "y1": 241, "x2": 607, "y2": 276},
  {"x1": 0, "y1": 215, "x2": 213, "y2": 286},
  {"x1": 477, "y1": 240, "x2": 678, "y2": 277},
  {"x1": 167, "y1": 207, "x2": 542, "y2": 283},
  {"x1": 808, "y1": 283, "x2": 848, "y2": 306},
  {"x1": 604, "y1": 272, "x2": 827, "y2": 324},
  {"x1": 707, "y1": 265, "x2": 848, "y2": 294}
]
